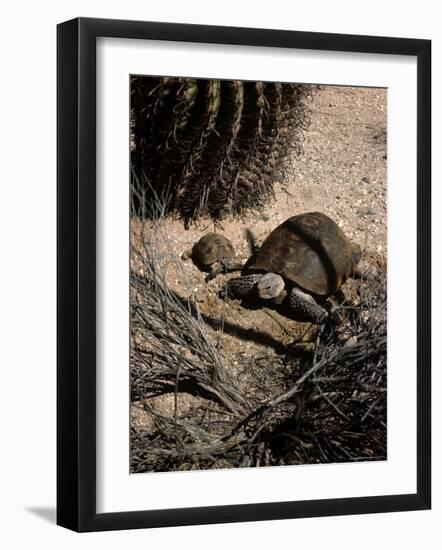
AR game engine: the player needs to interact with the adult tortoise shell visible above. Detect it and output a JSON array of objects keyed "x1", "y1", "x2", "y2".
[
  {"x1": 225, "y1": 212, "x2": 363, "y2": 323},
  {"x1": 246, "y1": 211, "x2": 361, "y2": 297}
]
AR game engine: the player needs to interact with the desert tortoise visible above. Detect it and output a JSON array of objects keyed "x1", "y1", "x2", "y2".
[
  {"x1": 183, "y1": 233, "x2": 243, "y2": 281},
  {"x1": 223, "y1": 212, "x2": 363, "y2": 323}
]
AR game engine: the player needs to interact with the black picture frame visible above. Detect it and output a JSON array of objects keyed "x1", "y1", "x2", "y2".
[{"x1": 57, "y1": 17, "x2": 431, "y2": 532}]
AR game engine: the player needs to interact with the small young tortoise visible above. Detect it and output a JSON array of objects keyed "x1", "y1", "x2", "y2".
[
  {"x1": 183, "y1": 233, "x2": 243, "y2": 281},
  {"x1": 223, "y1": 212, "x2": 368, "y2": 323}
]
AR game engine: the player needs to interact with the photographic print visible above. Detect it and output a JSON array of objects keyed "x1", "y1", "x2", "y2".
[
  {"x1": 57, "y1": 18, "x2": 431, "y2": 531},
  {"x1": 129, "y1": 77, "x2": 387, "y2": 474}
]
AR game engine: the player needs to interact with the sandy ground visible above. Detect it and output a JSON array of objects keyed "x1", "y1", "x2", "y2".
[{"x1": 131, "y1": 84, "x2": 387, "y2": 426}]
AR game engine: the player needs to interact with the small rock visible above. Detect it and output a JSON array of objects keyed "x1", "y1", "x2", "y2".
[{"x1": 345, "y1": 336, "x2": 358, "y2": 347}]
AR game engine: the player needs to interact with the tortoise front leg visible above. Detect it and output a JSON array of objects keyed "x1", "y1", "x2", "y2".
[
  {"x1": 206, "y1": 261, "x2": 223, "y2": 282},
  {"x1": 206, "y1": 258, "x2": 244, "y2": 282},
  {"x1": 223, "y1": 257, "x2": 244, "y2": 272},
  {"x1": 221, "y1": 274, "x2": 263, "y2": 298},
  {"x1": 289, "y1": 287, "x2": 328, "y2": 323}
]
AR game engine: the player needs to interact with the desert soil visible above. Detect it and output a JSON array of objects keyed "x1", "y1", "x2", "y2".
[{"x1": 131, "y1": 84, "x2": 387, "y2": 424}]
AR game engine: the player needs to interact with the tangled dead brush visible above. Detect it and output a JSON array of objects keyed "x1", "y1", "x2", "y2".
[
  {"x1": 131, "y1": 76, "x2": 314, "y2": 222},
  {"x1": 130, "y1": 193, "x2": 250, "y2": 472},
  {"x1": 241, "y1": 278, "x2": 387, "y2": 466},
  {"x1": 130, "y1": 201, "x2": 387, "y2": 472}
]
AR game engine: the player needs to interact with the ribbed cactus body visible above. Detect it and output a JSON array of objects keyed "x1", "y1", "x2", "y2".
[{"x1": 131, "y1": 76, "x2": 313, "y2": 221}]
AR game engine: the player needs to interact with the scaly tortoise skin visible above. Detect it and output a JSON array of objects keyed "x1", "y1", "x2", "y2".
[
  {"x1": 224, "y1": 212, "x2": 362, "y2": 323},
  {"x1": 183, "y1": 233, "x2": 243, "y2": 281}
]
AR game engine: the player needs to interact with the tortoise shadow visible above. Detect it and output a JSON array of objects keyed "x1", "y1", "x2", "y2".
[
  {"x1": 174, "y1": 289, "x2": 287, "y2": 354},
  {"x1": 132, "y1": 271, "x2": 287, "y2": 354},
  {"x1": 238, "y1": 294, "x2": 323, "y2": 325}
]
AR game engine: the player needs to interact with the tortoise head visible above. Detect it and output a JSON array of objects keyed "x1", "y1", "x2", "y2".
[{"x1": 257, "y1": 273, "x2": 285, "y2": 300}]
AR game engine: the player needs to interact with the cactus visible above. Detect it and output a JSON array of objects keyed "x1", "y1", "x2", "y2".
[{"x1": 131, "y1": 76, "x2": 313, "y2": 222}]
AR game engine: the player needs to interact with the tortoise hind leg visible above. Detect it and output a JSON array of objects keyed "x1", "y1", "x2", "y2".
[{"x1": 289, "y1": 287, "x2": 328, "y2": 323}]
